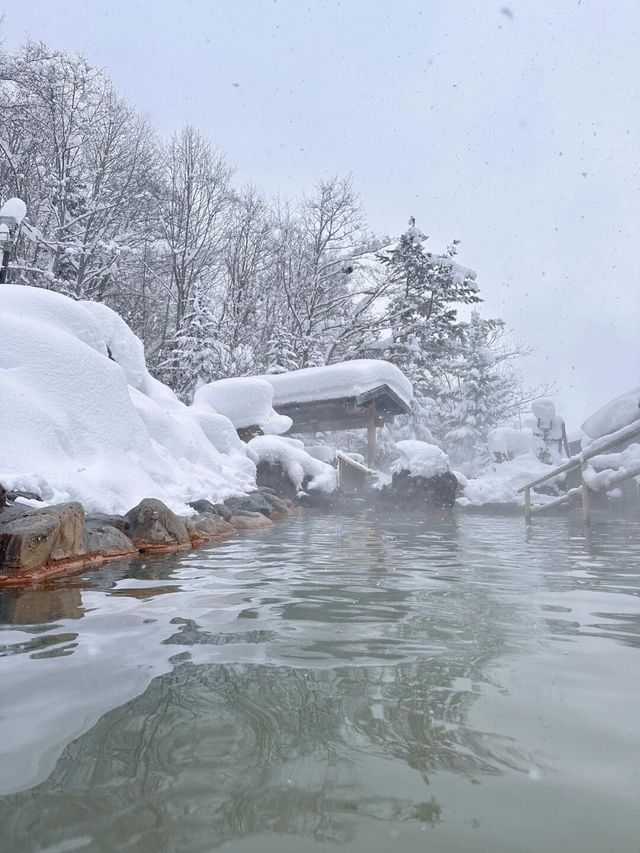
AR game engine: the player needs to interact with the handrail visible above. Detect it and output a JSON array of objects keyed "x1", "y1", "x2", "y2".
[
  {"x1": 519, "y1": 417, "x2": 640, "y2": 524},
  {"x1": 517, "y1": 418, "x2": 640, "y2": 493},
  {"x1": 335, "y1": 450, "x2": 374, "y2": 475}
]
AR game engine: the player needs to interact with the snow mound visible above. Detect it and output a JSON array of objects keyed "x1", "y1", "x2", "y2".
[
  {"x1": 0, "y1": 197, "x2": 27, "y2": 224},
  {"x1": 0, "y1": 285, "x2": 255, "y2": 514},
  {"x1": 257, "y1": 359, "x2": 413, "y2": 408},
  {"x1": 247, "y1": 435, "x2": 337, "y2": 493},
  {"x1": 457, "y1": 453, "x2": 562, "y2": 507},
  {"x1": 193, "y1": 377, "x2": 292, "y2": 434},
  {"x1": 584, "y1": 443, "x2": 640, "y2": 491},
  {"x1": 582, "y1": 387, "x2": 640, "y2": 440},
  {"x1": 392, "y1": 440, "x2": 451, "y2": 479},
  {"x1": 304, "y1": 444, "x2": 337, "y2": 464},
  {"x1": 487, "y1": 427, "x2": 532, "y2": 460}
]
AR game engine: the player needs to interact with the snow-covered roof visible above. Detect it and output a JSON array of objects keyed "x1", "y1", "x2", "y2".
[
  {"x1": 257, "y1": 359, "x2": 413, "y2": 410},
  {"x1": 581, "y1": 387, "x2": 640, "y2": 440}
]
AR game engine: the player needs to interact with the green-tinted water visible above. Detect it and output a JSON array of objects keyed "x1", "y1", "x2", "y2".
[{"x1": 1, "y1": 511, "x2": 639, "y2": 852}]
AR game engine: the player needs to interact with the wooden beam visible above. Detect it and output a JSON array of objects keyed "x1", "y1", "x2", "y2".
[{"x1": 367, "y1": 400, "x2": 377, "y2": 468}]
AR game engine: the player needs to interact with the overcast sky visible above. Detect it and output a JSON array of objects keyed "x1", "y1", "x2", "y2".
[{"x1": 2, "y1": 0, "x2": 639, "y2": 426}]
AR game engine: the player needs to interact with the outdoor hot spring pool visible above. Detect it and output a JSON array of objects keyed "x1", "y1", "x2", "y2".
[{"x1": 1, "y1": 510, "x2": 639, "y2": 853}]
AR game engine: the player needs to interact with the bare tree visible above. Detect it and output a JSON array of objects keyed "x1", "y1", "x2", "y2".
[{"x1": 158, "y1": 125, "x2": 232, "y2": 329}]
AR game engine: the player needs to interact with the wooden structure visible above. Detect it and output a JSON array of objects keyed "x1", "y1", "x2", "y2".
[
  {"x1": 336, "y1": 451, "x2": 375, "y2": 491},
  {"x1": 275, "y1": 385, "x2": 411, "y2": 468},
  {"x1": 518, "y1": 418, "x2": 640, "y2": 524}
]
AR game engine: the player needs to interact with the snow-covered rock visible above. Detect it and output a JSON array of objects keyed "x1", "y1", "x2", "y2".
[
  {"x1": 0, "y1": 285, "x2": 255, "y2": 514},
  {"x1": 391, "y1": 440, "x2": 451, "y2": 479},
  {"x1": 247, "y1": 435, "x2": 337, "y2": 494},
  {"x1": 257, "y1": 359, "x2": 413, "y2": 409},
  {"x1": 582, "y1": 387, "x2": 640, "y2": 440},
  {"x1": 193, "y1": 377, "x2": 292, "y2": 435}
]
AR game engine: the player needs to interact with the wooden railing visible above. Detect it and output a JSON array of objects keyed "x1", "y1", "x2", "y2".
[
  {"x1": 336, "y1": 451, "x2": 375, "y2": 491},
  {"x1": 518, "y1": 418, "x2": 640, "y2": 523}
]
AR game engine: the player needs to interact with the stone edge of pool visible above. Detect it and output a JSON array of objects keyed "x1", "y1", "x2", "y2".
[{"x1": 0, "y1": 490, "x2": 295, "y2": 588}]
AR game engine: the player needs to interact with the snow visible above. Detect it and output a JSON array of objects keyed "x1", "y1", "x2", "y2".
[
  {"x1": 0, "y1": 196, "x2": 27, "y2": 225},
  {"x1": 193, "y1": 377, "x2": 292, "y2": 434},
  {"x1": 457, "y1": 453, "x2": 564, "y2": 507},
  {"x1": 391, "y1": 440, "x2": 451, "y2": 479},
  {"x1": 304, "y1": 444, "x2": 337, "y2": 463},
  {"x1": 257, "y1": 359, "x2": 413, "y2": 409},
  {"x1": 247, "y1": 435, "x2": 337, "y2": 493},
  {"x1": 583, "y1": 443, "x2": 640, "y2": 491},
  {"x1": 531, "y1": 398, "x2": 565, "y2": 441},
  {"x1": 0, "y1": 285, "x2": 256, "y2": 514},
  {"x1": 487, "y1": 427, "x2": 532, "y2": 460},
  {"x1": 582, "y1": 387, "x2": 640, "y2": 440}
]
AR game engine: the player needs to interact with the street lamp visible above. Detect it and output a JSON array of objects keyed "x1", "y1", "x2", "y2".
[{"x1": 0, "y1": 197, "x2": 27, "y2": 283}]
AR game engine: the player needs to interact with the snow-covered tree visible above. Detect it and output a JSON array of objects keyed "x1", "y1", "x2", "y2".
[
  {"x1": 265, "y1": 325, "x2": 300, "y2": 374},
  {"x1": 162, "y1": 281, "x2": 223, "y2": 401},
  {"x1": 444, "y1": 313, "x2": 519, "y2": 472},
  {"x1": 379, "y1": 218, "x2": 481, "y2": 398},
  {"x1": 0, "y1": 42, "x2": 157, "y2": 299}
]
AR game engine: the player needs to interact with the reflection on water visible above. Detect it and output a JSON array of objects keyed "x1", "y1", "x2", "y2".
[{"x1": 1, "y1": 511, "x2": 639, "y2": 852}]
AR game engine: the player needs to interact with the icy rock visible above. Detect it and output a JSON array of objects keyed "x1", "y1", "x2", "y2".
[
  {"x1": 0, "y1": 502, "x2": 86, "y2": 574},
  {"x1": 124, "y1": 498, "x2": 190, "y2": 551}
]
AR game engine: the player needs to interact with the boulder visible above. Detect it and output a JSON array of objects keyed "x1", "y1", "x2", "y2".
[
  {"x1": 84, "y1": 518, "x2": 137, "y2": 558},
  {"x1": 224, "y1": 491, "x2": 286, "y2": 518},
  {"x1": 0, "y1": 502, "x2": 86, "y2": 574},
  {"x1": 385, "y1": 469, "x2": 459, "y2": 509},
  {"x1": 230, "y1": 512, "x2": 273, "y2": 530},
  {"x1": 185, "y1": 512, "x2": 235, "y2": 542},
  {"x1": 260, "y1": 491, "x2": 290, "y2": 516},
  {"x1": 188, "y1": 499, "x2": 232, "y2": 521},
  {"x1": 255, "y1": 461, "x2": 299, "y2": 500},
  {"x1": 85, "y1": 512, "x2": 131, "y2": 533},
  {"x1": 124, "y1": 498, "x2": 190, "y2": 551}
]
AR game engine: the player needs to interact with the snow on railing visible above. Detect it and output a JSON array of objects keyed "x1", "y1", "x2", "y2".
[{"x1": 517, "y1": 417, "x2": 640, "y2": 523}]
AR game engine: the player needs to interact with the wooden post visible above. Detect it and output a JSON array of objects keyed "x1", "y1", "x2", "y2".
[
  {"x1": 524, "y1": 486, "x2": 531, "y2": 521},
  {"x1": 367, "y1": 401, "x2": 377, "y2": 469},
  {"x1": 581, "y1": 462, "x2": 591, "y2": 525}
]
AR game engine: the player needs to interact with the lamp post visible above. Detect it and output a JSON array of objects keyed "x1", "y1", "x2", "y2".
[{"x1": 0, "y1": 197, "x2": 27, "y2": 283}]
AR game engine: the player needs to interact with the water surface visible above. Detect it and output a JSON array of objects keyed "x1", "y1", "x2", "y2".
[{"x1": 1, "y1": 510, "x2": 639, "y2": 852}]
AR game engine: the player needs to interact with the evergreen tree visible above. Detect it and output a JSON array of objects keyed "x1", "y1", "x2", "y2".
[
  {"x1": 379, "y1": 218, "x2": 480, "y2": 397},
  {"x1": 444, "y1": 312, "x2": 518, "y2": 471},
  {"x1": 163, "y1": 281, "x2": 223, "y2": 401},
  {"x1": 265, "y1": 325, "x2": 299, "y2": 374}
]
